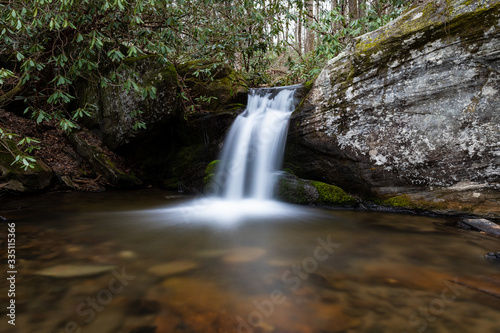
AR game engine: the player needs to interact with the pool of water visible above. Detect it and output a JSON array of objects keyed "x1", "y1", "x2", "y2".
[{"x1": 0, "y1": 190, "x2": 499, "y2": 333}]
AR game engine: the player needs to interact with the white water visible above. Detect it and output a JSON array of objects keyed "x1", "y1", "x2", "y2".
[
  {"x1": 213, "y1": 85, "x2": 299, "y2": 200},
  {"x1": 154, "y1": 85, "x2": 303, "y2": 225}
]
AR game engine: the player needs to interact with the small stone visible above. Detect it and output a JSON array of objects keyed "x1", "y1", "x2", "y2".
[
  {"x1": 148, "y1": 260, "x2": 198, "y2": 277},
  {"x1": 485, "y1": 252, "x2": 500, "y2": 262},
  {"x1": 223, "y1": 247, "x2": 266, "y2": 263},
  {"x1": 119, "y1": 250, "x2": 137, "y2": 259},
  {"x1": 35, "y1": 264, "x2": 116, "y2": 278}
]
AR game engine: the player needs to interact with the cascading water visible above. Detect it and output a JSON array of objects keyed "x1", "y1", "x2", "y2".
[
  {"x1": 157, "y1": 85, "x2": 307, "y2": 225},
  {"x1": 212, "y1": 85, "x2": 300, "y2": 201}
]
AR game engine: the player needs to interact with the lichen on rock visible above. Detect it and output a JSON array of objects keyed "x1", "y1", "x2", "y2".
[{"x1": 288, "y1": 0, "x2": 500, "y2": 218}]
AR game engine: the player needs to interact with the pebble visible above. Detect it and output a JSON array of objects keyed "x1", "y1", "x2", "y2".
[
  {"x1": 148, "y1": 260, "x2": 198, "y2": 277},
  {"x1": 34, "y1": 264, "x2": 116, "y2": 278}
]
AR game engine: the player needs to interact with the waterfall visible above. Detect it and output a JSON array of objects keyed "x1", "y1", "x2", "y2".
[
  {"x1": 157, "y1": 85, "x2": 305, "y2": 226},
  {"x1": 212, "y1": 85, "x2": 300, "y2": 201}
]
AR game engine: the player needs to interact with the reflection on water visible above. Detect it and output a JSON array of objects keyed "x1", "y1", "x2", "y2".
[{"x1": 0, "y1": 190, "x2": 499, "y2": 333}]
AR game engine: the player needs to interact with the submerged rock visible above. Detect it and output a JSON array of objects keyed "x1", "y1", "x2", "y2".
[
  {"x1": 288, "y1": 0, "x2": 500, "y2": 218},
  {"x1": 148, "y1": 260, "x2": 198, "y2": 277},
  {"x1": 35, "y1": 264, "x2": 116, "y2": 278},
  {"x1": 485, "y1": 252, "x2": 500, "y2": 262}
]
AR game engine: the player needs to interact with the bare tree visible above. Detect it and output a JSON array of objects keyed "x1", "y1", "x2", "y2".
[{"x1": 305, "y1": 0, "x2": 314, "y2": 53}]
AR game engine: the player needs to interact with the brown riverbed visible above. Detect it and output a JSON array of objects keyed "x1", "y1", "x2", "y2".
[{"x1": 0, "y1": 190, "x2": 499, "y2": 333}]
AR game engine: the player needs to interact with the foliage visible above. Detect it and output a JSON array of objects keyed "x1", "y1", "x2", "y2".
[
  {"x1": 0, "y1": 0, "x2": 416, "y2": 169},
  {"x1": 0, "y1": 127, "x2": 40, "y2": 170}
]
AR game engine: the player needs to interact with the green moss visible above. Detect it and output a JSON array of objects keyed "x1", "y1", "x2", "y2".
[
  {"x1": 171, "y1": 145, "x2": 203, "y2": 176},
  {"x1": 311, "y1": 181, "x2": 356, "y2": 205},
  {"x1": 203, "y1": 160, "x2": 219, "y2": 184},
  {"x1": 383, "y1": 195, "x2": 414, "y2": 208},
  {"x1": 276, "y1": 177, "x2": 311, "y2": 204},
  {"x1": 380, "y1": 194, "x2": 449, "y2": 211},
  {"x1": 205, "y1": 160, "x2": 219, "y2": 175},
  {"x1": 303, "y1": 79, "x2": 315, "y2": 92}
]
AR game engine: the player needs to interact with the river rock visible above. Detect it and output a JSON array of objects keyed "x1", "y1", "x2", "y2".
[
  {"x1": 148, "y1": 260, "x2": 198, "y2": 277},
  {"x1": 35, "y1": 264, "x2": 116, "y2": 278},
  {"x1": 287, "y1": 0, "x2": 500, "y2": 218},
  {"x1": 485, "y1": 252, "x2": 500, "y2": 262}
]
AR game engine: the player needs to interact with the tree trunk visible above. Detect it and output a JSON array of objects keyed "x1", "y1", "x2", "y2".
[
  {"x1": 357, "y1": 0, "x2": 364, "y2": 19},
  {"x1": 296, "y1": 10, "x2": 302, "y2": 56},
  {"x1": 305, "y1": 0, "x2": 314, "y2": 53},
  {"x1": 349, "y1": 0, "x2": 358, "y2": 20}
]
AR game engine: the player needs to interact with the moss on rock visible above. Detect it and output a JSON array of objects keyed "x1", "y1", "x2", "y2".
[
  {"x1": 275, "y1": 173, "x2": 356, "y2": 207},
  {"x1": 203, "y1": 159, "x2": 219, "y2": 185},
  {"x1": 176, "y1": 60, "x2": 248, "y2": 112},
  {"x1": 311, "y1": 181, "x2": 356, "y2": 205}
]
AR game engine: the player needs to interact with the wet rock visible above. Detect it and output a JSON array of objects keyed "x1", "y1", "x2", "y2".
[
  {"x1": 34, "y1": 264, "x2": 116, "y2": 278},
  {"x1": 485, "y1": 252, "x2": 500, "y2": 262},
  {"x1": 275, "y1": 172, "x2": 355, "y2": 206},
  {"x1": 287, "y1": 0, "x2": 500, "y2": 218},
  {"x1": 460, "y1": 218, "x2": 500, "y2": 237},
  {"x1": 148, "y1": 260, "x2": 198, "y2": 277}
]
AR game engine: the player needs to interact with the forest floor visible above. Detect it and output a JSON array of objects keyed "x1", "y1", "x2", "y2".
[{"x1": 0, "y1": 109, "x2": 133, "y2": 192}]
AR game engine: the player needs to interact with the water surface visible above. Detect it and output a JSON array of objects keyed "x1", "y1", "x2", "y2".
[{"x1": 1, "y1": 190, "x2": 499, "y2": 333}]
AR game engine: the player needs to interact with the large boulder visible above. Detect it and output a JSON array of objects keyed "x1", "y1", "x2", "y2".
[
  {"x1": 78, "y1": 55, "x2": 181, "y2": 150},
  {"x1": 287, "y1": 0, "x2": 500, "y2": 218}
]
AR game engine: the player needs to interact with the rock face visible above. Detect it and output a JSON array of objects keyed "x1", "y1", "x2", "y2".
[
  {"x1": 287, "y1": 0, "x2": 500, "y2": 218},
  {"x1": 78, "y1": 57, "x2": 248, "y2": 189},
  {"x1": 79, "y1": 56, "x2": 181, "y2": 150}
]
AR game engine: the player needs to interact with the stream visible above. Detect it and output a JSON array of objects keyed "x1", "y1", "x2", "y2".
[{"x1": 1, "y1": 189, "x2": 499, "y2": 333}]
